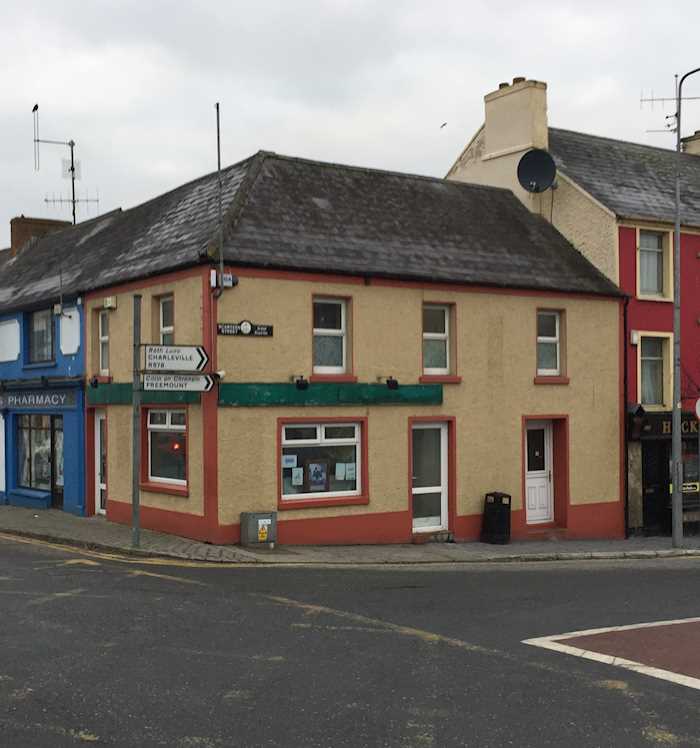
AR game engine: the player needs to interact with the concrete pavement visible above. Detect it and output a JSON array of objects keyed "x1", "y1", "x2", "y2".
[{"x1": 2, "y1": 505, "x2": 700, "y2": 565}]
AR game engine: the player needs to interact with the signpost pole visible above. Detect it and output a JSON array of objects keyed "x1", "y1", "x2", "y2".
[{"x1": 132, "y1": 295, "x2": 142, "y2": 549}]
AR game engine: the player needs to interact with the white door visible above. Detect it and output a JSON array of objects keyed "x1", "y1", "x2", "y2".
[
  {"x1": 94, "y1": 410, "x2": 107, "y2": 515},
  {"x1": 411, "y1": 423, "x2": 448, "y2": 532},
  {"x1": 525, "y1": 420, "x2": 553, "y2": 524},
  {"x1": 0, "y1": 414, "x2": 5, "y2": 494}
]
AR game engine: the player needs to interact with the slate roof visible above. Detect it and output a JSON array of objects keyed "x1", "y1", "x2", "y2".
[
  {"x1": 0, "y1": 151, "x2": 619, "y2": 314},
  {"x1": 0, "y1": 156, "x2": 255, "y2": 313},
  {"x1": 549, "y1": 127, "x2": 700, "y2": 227},
  {"x1": 221, "y1": 153, "x2": 619, "y2": 296}
]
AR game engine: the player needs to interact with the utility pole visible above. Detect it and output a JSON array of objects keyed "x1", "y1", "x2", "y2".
[
  {"x1": 132, "y1": 295, "x2": 142, "y2": 548},
  {"x1": 672, "y1": 67, "x2": 700, "y2": 548}
]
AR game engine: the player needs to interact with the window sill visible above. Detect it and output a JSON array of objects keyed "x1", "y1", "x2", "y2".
[
  {"x1": 640, "y1": 404, "x2": 669, "y2": 412},
  {"x1": 139, "y1": 481, "x2": 189, "y2": 497},
  {"x1": 309, "y1": 374, "x2": 358, "y2": 383},
  {"x1": 92, "y1": 375, "x2": 112, "y2": 384},
  {"x1": 278, "y1": 495, "x2": 368, "y2": 510},
  {"x1": 637, "y1": 293, "x2": 673, "y2": 304},
  {"x1": 419, "y1": 375, "x2": 462, "y2": 384},
  {"x1": 23, "y1": 361, "x2": 57, "y2": 370},
  {"x1": 533, "y1": 376, "x2": 570, "y2": 385}
]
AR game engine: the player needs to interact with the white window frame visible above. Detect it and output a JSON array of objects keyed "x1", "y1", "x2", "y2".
[
  {"x1": 536, "y1": 311, "x2": 561, "y2": 376},
  {"x1": 281, "y1": 421, "x2": 361, "y2": 501},
  {"x1": 636, "y1": 227, "x2": 673, "y2": 301},
  {"x1": 638, "y1": 333, "x2": 670, "y2": 409},
  {"x1": 98, "y1": 310, "x2": 109, "y2": 376},
  {"x1": 422, "y1": 304, "x2": 450, "y2": 375},
  {"x1": 147, "y1": 409, "x2": 187, "y2": 486},
  {"x1": 312, "y1": 298, "x2": 346, "y2": 375},
  {"x1": 159, "y1": 295, "x2": 174, "y2": 345}
]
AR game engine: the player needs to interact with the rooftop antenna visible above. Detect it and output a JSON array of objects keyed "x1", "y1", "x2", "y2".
[
  {"x1": 45, "y1": 188, "x2": 100, "y2": 216},
  {"x1": 215, "y1": 102, "x2": 224, "y2": 295},
  {"x1": 32, "y1": 103, "x2": 85, "y2": 225},
  {"x1": 640, "y1": 78, "x2": 700, "y2": 135}
]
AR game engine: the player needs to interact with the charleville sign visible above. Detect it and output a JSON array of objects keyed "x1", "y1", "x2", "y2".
[
  {"x1": 144, "y1": 345, "x2": 209, "y2": 372},
  {"x1": 0, "y1": 389, "x2": 77, "y2": 409}
]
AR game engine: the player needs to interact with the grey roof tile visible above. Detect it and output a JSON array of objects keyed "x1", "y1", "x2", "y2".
[{"x1": 549, "y1": 127, "x2": 700, "y2": 226}]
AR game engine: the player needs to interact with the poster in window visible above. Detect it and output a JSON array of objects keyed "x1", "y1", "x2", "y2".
[
  {"x1": 291, "y1": 467, "x2": 304, "y2": 486},
  {"x1": 305, "y1": 460, "x2": 329, "y2": 492},
  {"x1": 282, "y1": 454, "x2": 298, "y2": 469},
  {"x1": 345, "y1": 463, "x2": 356, "y2": 480}
]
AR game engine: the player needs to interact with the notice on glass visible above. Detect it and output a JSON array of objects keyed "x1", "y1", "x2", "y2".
[
  {"x1": 335, "y1": 463, "x2": 346, "y2": 480},
  {"x1": 282, "y1": 454, "x2": 298, "y2": 469},
  {"x1": 291, "y1": 467, "x2": 304, "y2": 486},
  {"x1": 345, "y1": 463, "x2": 356, "y2": 480}
]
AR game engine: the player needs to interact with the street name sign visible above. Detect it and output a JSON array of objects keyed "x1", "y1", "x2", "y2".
[
  {"x1": 144, "y1": 345, "x2": 209, "y2": 372},
  {"x1": 143, "y1": 374, "x2": 215, "y2": 392},
  {"x1": 217, "y1": 320, "x2": 273, "y2": 337}
]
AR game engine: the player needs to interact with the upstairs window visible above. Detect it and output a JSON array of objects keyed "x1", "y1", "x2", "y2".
[
  {"x1": 422, "y1": 305, "x2": 450, "y2": 375},
  {"x1": 29, "y1": 309, "x2": 54, "y2": 363},
  {"x1": 313, "y1": 299, "x2": 346, "y2": 374},
  {"x1": 640, "y1": 336, "x2": 665, "y2": 406},
  {"x1": 639, "y1": 231, "x2": 665, "y2": 296},
  {"x1": 98, "y1": 310, "x2": 110, "y2": 375},
  {"x1": 537, "y1": 311, "x2": 561, "y2": 376},
  {"x1": 159, "y1": 296, "x2": 174, "y2": 345}
]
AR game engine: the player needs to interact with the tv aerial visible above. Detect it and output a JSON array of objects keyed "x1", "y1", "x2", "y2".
[
  {"x1": 517, "y1": 148, "x2": 557, "y2": 193},
  {"x1": 32, "y1": 104, "x2": 99, "y2": 224}
]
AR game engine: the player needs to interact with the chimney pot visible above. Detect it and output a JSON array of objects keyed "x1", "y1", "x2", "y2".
[
  {"x1": 498, "y1": 82, "x2": 509, "y2": 90},
  {"x1": 513, "y1": 76, "x2": 526, "y2": 84}
]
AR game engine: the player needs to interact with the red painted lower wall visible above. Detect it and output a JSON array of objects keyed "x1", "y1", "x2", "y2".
[{"x1": 107, "y1": 498, "x2": 624, "y2": 546}]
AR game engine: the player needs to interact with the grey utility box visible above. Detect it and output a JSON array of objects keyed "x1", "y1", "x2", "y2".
[{"x1": 240, "y1": 512, "x2": 277, "y2": 547}]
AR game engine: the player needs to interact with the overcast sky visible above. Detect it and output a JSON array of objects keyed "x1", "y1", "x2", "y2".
[{"x1": 2, "y1": 0, "x2": 699, "y2": 248}]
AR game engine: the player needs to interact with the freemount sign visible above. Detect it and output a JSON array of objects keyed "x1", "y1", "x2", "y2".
[{"x1": 0, "y1": 389, "x2": 77, "y2": 410}]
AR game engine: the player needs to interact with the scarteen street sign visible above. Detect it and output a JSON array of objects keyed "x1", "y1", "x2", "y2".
[
  {"x1": 143, "y1": 374, "x2": 215, "y2": 392},
  {"x1": 144, "y1": 345, "x2": 209, "y2": 372}
]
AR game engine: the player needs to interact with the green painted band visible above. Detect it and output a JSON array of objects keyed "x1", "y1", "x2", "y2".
[
  {"x1": 218, "y1": 382, "x2": 442, "y2": 407},
  {"x1": 87, "y1": 383, "x2": 201, "y2": 406}
]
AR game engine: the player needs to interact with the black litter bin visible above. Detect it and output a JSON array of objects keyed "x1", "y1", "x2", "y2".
[{"x1": 481, "y1": 491, "x2": 511, "y2": 544}]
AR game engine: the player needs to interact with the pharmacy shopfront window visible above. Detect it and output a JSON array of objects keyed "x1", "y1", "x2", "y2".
[
  {"x1": 281, "y1": 422, "x2": 361, "y2": 502},
  {"x1": 17, "y1": 415, "x2": 64, "y2": 506}
]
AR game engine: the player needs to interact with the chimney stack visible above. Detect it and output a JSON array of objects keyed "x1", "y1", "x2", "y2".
[
  {"x1": 682, "y1": 130, "x2": 700, "y2": 156},
  {"x1": 483, "y1": 78, "x2": 548, "y2": 157},
  {"x1": 10, "y1": 215, "x2": 70, "y2": 256}
]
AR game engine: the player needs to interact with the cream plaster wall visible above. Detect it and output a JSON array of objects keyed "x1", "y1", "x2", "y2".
[
  {"x1": 106, "y1": 404, "x2": 204, "y2": 515},
  {"x1": 85, "y1": 276, "x2": 203, "y2": 381},
  {"x1": 447, "y1": 80, "x2": 620, "y2": 284},
  {"x1": 216, "y1": 274, "x2": 621, "y2": 525}
]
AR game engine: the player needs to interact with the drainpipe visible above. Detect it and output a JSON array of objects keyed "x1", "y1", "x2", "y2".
[{"x1": 623, "y1": 295, "x2": 630, "y2": 538}]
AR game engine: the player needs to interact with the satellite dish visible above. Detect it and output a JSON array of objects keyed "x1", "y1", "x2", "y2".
[{"x1": 517, "y1": 149, "x2": 556, "y2": 193}]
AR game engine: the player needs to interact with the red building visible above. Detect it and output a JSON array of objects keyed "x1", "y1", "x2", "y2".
[{"x1": 448, "y1": 77, "x2": 700, "y2": 534}]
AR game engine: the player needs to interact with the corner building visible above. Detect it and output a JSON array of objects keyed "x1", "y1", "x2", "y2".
[{"x1": 80, "y1": 152, "x2": 624, "y2": 544}]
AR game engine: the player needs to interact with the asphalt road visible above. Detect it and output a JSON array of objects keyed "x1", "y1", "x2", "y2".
[{"x1": 1, "y1": 537, "x2": 700, "y2": 747}]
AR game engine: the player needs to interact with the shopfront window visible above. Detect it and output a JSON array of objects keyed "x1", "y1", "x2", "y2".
[
  {"x1": 281, "y1": 422, "x2": 361, "y2": 501},
  {"x1": 17, "y1": 415, "x2": 52, "y2": 490},
  {"x1": 147, "y1": 409, "x2": 186, "y2": 485},
  {"x1": 29, "y1": 309, "x2": 54, "y2": 363},
  {"x1": 682, "y1": 441, "x2": 699, "y2": 487}
]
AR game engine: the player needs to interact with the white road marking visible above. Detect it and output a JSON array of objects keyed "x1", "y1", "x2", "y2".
[{"x1": 523, "y1": 617, "x2": 700, "y2": 691}]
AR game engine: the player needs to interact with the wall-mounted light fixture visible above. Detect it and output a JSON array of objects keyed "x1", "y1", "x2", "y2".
[
  {"x1": 377, "y1": 375, "x2": 399, "y2": 390},
  {"x1": 630, "y1": 330, "x2": 639, "y2": 346},
  {"x1": 291, "y1": 374, "x2": 309, "y2": 391}
]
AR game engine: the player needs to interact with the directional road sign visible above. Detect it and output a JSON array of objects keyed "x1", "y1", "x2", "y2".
[
  {"x1": 144, "y1": 345, "x2": 209, "y2": 372},
  {"x1": 143, "y1": 374, "x2": 215, "y2": 392}
]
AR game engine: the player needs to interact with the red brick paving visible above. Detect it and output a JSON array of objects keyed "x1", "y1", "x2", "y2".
[{"x1": 556, "y1": 621, "x2": 700, "y2": 680}]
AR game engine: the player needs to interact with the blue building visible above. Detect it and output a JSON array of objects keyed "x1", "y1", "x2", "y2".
[{"x1": 0, "y1": 218, "x2": 87, "y2": 515}]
